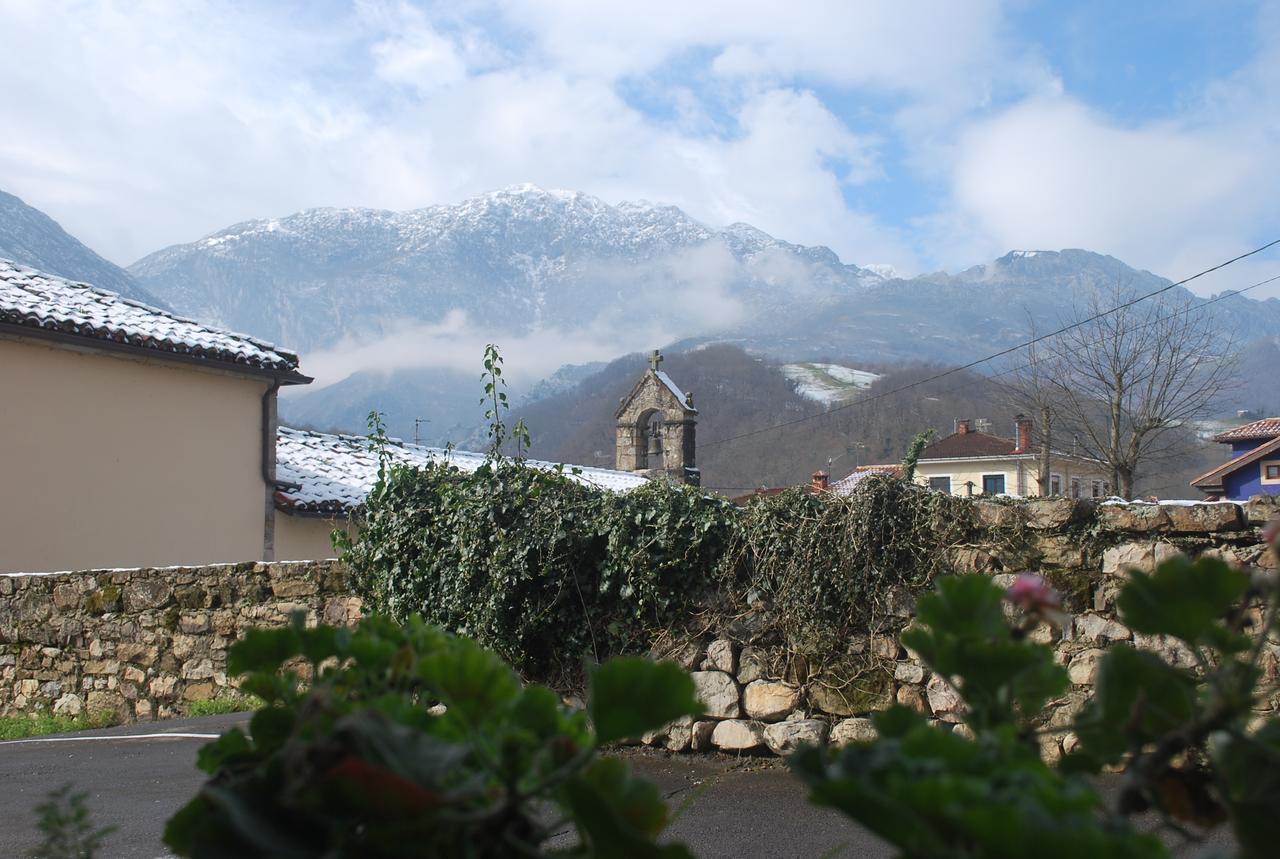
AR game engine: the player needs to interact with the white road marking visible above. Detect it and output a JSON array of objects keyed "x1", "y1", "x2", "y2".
[{"x1": 0, "y1": 732, "x2": 219, "y2": 746}]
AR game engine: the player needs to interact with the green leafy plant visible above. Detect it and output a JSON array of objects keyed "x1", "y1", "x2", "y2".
[
  {"x1": 481, "y1": 343, "x2": 530, "y2": 459},
  {"x1": 163, "y1": 612, "x2": 702, "y2": 858},
  {"x1": 30, "y1": 784, "x2": 115, "y2": 859},
  {"x1": 790, "y1": 536, "x2": 1280, "y2": 859},
  {"x1": 900, "y1": 429, "x2": 936, "y2": 483}
]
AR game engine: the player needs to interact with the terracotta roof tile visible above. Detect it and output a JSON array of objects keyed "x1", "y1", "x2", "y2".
[
  {"x1": 919, "y1": 431, "x2": 1021, "y2": 459},
  {"x1": 1213, "y1": 418, "x2": 1280, "y2": 443}
]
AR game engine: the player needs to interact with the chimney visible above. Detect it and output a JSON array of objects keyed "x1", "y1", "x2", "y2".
[
  {"x1": 811, "y1": 470, "x2": 830, "y2": 491},
  {"x1": 956, "y1": 419, "x2": 972, "y2": 435},
  {"x1": 1013, "y1": 414, "x2": 1032, "y2": 454}
]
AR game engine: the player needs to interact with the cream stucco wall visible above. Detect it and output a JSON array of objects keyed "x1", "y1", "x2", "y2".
[
  {"x1": 0, "y1": 336, "x2": 271, "y2": 573},
  {"x1": 275, "y1": 514, "x2": 350, "y2": 561},
  {"x1": 914, "y1": 456, "x2": 1112, "y2": 498}
]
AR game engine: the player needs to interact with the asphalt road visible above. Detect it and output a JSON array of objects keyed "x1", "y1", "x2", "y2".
[
  {"x1": 0, "y1": 713, "x2": 886, "y2": 858},
  {"x1": 0, "y1": 715, "x2": 1235, "y2": 858}
]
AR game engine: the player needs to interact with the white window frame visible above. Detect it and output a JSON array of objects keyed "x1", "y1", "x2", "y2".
[
  {"x1": 1262, "y1": 461, "x2": 1280, "y2": 485},
  {"x1": 1070, "y1": 477, "x2": 1081, "y2": 499},
  {"x1": 1049, "y1": 473, "x2": 1062, "y2": 496},
  {"x1": 926, "y1": 475, "x2": 953, "y2": 494}
]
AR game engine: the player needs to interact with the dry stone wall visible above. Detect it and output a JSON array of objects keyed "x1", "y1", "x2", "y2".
[
  {"x1": 2, "y1": 497, "x2": 1278, "y2": 752},
  {"x1": 639, "y1": 496, "x2": 1280, "y2": 758},
  {"x1": 0, "y1": 561, "x2": 358, "y2": 721}
]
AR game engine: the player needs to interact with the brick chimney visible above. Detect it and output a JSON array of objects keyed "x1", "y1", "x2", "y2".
[
  {"x1": 1013, "y1": 414, "x2": 1033, "y2": 454},
  {"x1": 811, "y1": 470, "x2": 830, "y2": 491},
  {"x1": 956, "y1": 419, "x2": 972, "y2": 435}
]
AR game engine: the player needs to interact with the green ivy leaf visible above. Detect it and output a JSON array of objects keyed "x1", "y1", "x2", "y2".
[
  {"x1": 561, "y1": 757, "x2": 696, "y2": 858},
  {"x1": 588, "y1": 657, "x2": 702, "y2": 745},
  {"x1": 1213, "y1": 721, "x2": 1280, "y2": 858},
  {"x1": 1072, "y1": 646, "x2": 1198, "y2": 764},
  {"x1": 228, "y1": 626, "x2": 301, "y2": 677},
  {"x1": 1117, "y1": 555, "x2": 1250, "y2": 650}
]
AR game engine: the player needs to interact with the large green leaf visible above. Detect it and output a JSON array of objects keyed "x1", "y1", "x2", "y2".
[
  {"x1": 1212, "y1": 721, "x2": 1280, "y2": 859},
  {"x1": 587, "y1": 657, "x2": 702, "y2": 745},
  {"x1": 228, "y1": 626, "x2": 302, "y2": 677},
  {"x1": 1071, "y1": 646, "x2": 1198, "y2": 764},
  {"x1": 1117, "y1": 555, "x2": 1250, "y2": 651},
  {"x1": 415, "y1": 637, "x2": 522, "y2": 724},
  {"x1": 561, "y1": 757, "x2": 695, "y2": 858}
]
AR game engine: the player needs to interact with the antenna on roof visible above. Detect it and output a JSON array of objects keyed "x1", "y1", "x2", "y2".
[{"x1": 414, "y1": 417, "x2": 429, "y2": 446}]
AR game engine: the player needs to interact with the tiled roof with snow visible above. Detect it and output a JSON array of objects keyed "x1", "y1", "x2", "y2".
[
  {"x1": 0, "y1": 258, "x2": 301, "y2": 375},
  {"x1": 830, "y1": 464, "x2": 902, "y2": 495},
  {"x1": 275, "y1": 427, "x2": 649, "y2": 515},
  {"x1": 1214, "y1": 418, "x2": 1280, "y2": 443}
]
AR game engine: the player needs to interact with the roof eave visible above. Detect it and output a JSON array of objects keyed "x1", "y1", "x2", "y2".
[{"x1": 0, "y1": 320, "x2": 310, "y2": 385}]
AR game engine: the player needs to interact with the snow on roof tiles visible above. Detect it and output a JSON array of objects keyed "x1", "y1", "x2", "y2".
[
  {"x1": 275, "y1": 427, "x2": 649, "y2": 515},
  {"x1": 1214, "y1": 418, "x2": 1280, "y2": 443},
  {"x1": 830, "y1": 464, "x2": 902, "y2": 495},
  {"x1": 0, "y1": 258, "x2": 301, "y2": 374}
]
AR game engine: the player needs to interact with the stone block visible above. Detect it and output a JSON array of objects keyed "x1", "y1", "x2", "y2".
[
  {"x1": 1165, "y1": 503, "x2": 1242, "y2": 533},
  {"x1": 690, "y1": 670, "x2": 740, "y2": 719},
  {"x1": 123, "y1": 579, "x2": 173, "y2": 612},
  {"x1": 1035, "y1": 535, "x2": 1088, "y2": 568},
  {"x1": 1102, "y1": 541, "x2": 1180, "y2": 575},
  {"x1": 925, "y1": 674, "x2": 964, "y2": 723},
  {"x1": 1097, "y1": 504, "x2": 1170, "y2": 533},
  {"x1": 809, "y1": 675, "x2": 893, "y2": 716},
  {"x1": 1244, "y1": 495, "x2": 1280, "y2": 525},
  {"x1": 763, "y1": 719, "x2": 828, "y2": 755},
  {"x1": 743, "y1": 681, "x2": 801, "y2": 721},
  {"x1": 830, "y1": 717, "x2": 878, "y2": 746},
  {"x1": 149, "y1": 674, "x2": 179, "y2": 700},
  {"x1": 1067, "y1": 649, "x2": 1106, "y2": 685},
  {"x1": 181, "y1": 658, "x2": 216, "y2": 681},
  {"x1": 703, "y1": 639, "x2": 737, "y2": 674},
  {"x1": 896, "y1": 684, "x2": 930, "y2": 715},
  {"x1": 973, "y1": 500, "x2": 1021, "y2": 529},
  {"x1": 711, "y1": 719, "x2": 766, "y2": 752},
  {"x1": 893, "y1": 662, "x2": 926, "y2": 684},
  {"x1": 691, "y1": 720, "x2": 717, "y2": 752},
  {"x1": 736, "y1": 647, "x2": 766, "y2": 684},
  {"x1": 1026, "y1": 496, "x2": 1090, "y2": 530},
  {"x1": 52, "y1": 692, "x2": 83, "y2": 716},
  {"x1": 1072, "y1": 613, "x2": 1132, "y2": 643},
  {"x1": 182, "y1": 681, "x2": 215, "y2": 701}
]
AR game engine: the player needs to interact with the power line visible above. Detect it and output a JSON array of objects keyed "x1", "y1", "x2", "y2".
[
  {"x1": 701, "y1": 272, "x2": 1280, "y2": 494},
  {"x1": 698, "y1": 240, "x2": 1280, "y2": 452}
]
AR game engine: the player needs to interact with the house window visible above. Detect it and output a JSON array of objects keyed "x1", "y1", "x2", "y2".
[
  {"x1": 928, "y1": 476, "x2": 952, "y2": 493},
  {"x1": 981, "y1": 474, "x2": 1005, "y2": 495},
  {"x1": 1091, "y1": 480, "x2": 1103, "y2": 498},
  {"x1": 1102, "y1": 481, "x2": 1111, "y2": 496},
  {"x1": 1070, "y1": 478, "x2": 1081, "y2": 499},
  {"x1": 1049, "y1": 474, "x2": 1062, "y2": 495},
  {"x1": 1263, "y1": 462, "x2": 1280, "y2": 484}
]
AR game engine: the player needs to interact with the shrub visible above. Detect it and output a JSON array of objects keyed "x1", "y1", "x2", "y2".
[
  {"x1": 791, "y1": 541, "x2": 1280, "y2": 858},
  {"x1": 164, "y1": 612, "x2": 703, "y2": 858}
]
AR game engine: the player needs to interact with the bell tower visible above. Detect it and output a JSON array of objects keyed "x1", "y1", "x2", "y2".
[{"x1": 615, "y1": 350, "x2": 699, "y2": 485}]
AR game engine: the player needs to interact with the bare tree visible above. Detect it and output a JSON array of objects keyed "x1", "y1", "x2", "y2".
[
  {"x1": 1002, "y1": 314, "x2": 1067, "y2": 495},
  {"x1": 1047, "y1": 285, "x2": 1236, "y2": 499}
]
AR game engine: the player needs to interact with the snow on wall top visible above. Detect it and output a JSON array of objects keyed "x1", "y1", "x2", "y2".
[
  {"x1": 0, "y1": 258, "x2": 300, "y2": 373},
  {"x1": 275, "y1": 427, "x2": 649, "y2": 515}
]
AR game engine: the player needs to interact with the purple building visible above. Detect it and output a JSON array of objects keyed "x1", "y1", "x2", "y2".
[{"x1": 1191, "y1": 418, "x2": 1280, "y2": 500}]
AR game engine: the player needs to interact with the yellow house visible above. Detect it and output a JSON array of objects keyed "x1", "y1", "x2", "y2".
[
  {"x1": 913, "y1": 417, "x2": 1111, "y2": 499},
  {"x1": 0, "y1": 259, "x2": 310, "y2": 573}
]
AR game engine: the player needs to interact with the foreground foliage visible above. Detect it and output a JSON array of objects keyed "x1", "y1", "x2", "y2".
[
  {"x1": 791, "y1": 544, "x2": 1280, "y2": 858},
  {"x1": 0, "y1": 711, "x2": 116, "y2": 741},
  {"x1": 163, "y1": 613, "x2": 702, "y2": 858},
  {"x1": 29, "y1": 785, "x2": 115, "y2": 859}
]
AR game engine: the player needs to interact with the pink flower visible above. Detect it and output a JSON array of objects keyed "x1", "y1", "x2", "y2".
[{"x1": 1005, "y1": 574, "x2": 1062, "y2": 612}]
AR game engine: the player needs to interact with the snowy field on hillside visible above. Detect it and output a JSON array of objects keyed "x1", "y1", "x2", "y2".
[{"x1": 781, "y1": 363, "x2": 880, "y2": 405}]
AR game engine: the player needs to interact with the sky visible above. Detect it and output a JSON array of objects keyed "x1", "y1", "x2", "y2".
[{"x1": 1, "y1": 0, "x2": 1278, "y2": 297}]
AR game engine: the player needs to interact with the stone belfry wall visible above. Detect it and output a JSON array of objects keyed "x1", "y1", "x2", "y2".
[{"x1": 615, "y1": 350, "x2": 699, "y2": 485}]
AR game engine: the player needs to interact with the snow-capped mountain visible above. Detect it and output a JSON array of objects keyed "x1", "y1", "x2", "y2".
[
  {"x1": 130, "y1": 185, "x2": 882, "y2": 352},
  {"x1": 0, "y1": 190, "x2": 166, "y2": 308}
]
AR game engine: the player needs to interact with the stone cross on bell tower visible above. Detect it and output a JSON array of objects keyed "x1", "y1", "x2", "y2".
[{"x1": 614, "y1": 349, "x2": 699, "y2": 485}]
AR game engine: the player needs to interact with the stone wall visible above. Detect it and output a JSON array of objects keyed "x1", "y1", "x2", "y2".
[
  {"x1": 0, "y1": 561, "x2": 359, "y2": 721},
  {"x1": 638, "y1": 496, "x2": 1280, "y2": 757},
  {"x1": 3, "y1": 498, "x2": 1278, "y2": 748}
]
